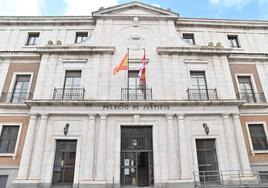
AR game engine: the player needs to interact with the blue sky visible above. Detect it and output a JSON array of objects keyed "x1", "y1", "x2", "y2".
[{"x1": 0, "y1": 0, "x2": 268, "y2": 20}]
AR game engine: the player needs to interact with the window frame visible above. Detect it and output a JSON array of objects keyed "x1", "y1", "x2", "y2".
[
  {"x1": 235, "y1": 74, "x2": 258, "y2": 100},
  {"x1": 75, "y1": 32, "x2": 88, "y2": 43},
  {"x1": 182, "y1": 33, "x2": 195, "y2": 45},
  {"x1": 246, "y1": 122, "x2": 268, "y2": 154},
  {"x1": 0, "y1": 123, "x2": 22, "y2": 158},
  {"x1": 8, "y1": 73, "x2": 33, "y2": 103},
  {"x1": 227, "y1": 35, "x2": 240, "y2": 48},
  {"x1": 26, "y1": 32, "x2": 40, "y2": 46}
]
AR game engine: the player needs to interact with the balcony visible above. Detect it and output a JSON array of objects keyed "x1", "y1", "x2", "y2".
[
  {"x1": 53, "y1": 88, "x2": 85, "y2": 101},
  {"x1": 237, "y1": 92, "x2": 266, "y2": 103},
  {"x1": 194, "y1": 170, "x2": 267, "y2": 187},
  {"x1": 187, "y1": 89, "x2": 218, "y2": 101},
  {"x1": 121, "y1": 88, "x2": 152, "y2": 101},
  {"x1": 0, "y1": 92, "x2": 33, "y2": 103}
]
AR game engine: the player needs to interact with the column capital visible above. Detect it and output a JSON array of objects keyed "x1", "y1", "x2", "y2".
[
  {"x1": 99, "y1": 114, "x2": 107, "y2": 120},
  {"x1": 222, "y1": 114, "x2": 230, "y2": 119},
  {"x1": 165, "y1": 113, "x2": 173, "y2": 120},
  {"x1": 88, "y1": 114, "x2": 96, "y2": 120},
  {"x1": 29, "y1": 113, "x2": 38, "y2": 120},
  {"x1": 232, "y1": 113, "x2": 240, "y2": 119},
  {"x1": 40, "y1": 114, "x2": 49, "y2": 120},
  {"x1": 176, "y1": 114, "x2": 185, "y2": 120}
]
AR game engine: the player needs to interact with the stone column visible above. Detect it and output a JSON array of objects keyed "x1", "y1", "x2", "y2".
[
  {"x1": 222, "y1": 114, "x2": 239, "y2": 171},
  {"x1": 17, "y1": 114, "x2": 38, "y2": 179},
  {"x1": 30, "y1": 114, "x2": 49, "y2": 179},
  {"x1": 177, "y1": 114, "x2": 191, "y2": 179},
  {"x1": 96, "y1": 114, "x2": 107, "y2": 180},
  {"x1": 82, "y1": 114, "x2": 96, "y2": 180},
  {"x1": 166, "y1": 114, "x2": 179, "y2": 179},
  {"x1": 232, "y1": 114, "x2": 251, "y2": 172}
]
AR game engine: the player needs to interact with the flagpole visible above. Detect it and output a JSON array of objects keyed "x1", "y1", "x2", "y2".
[{"x1": 127, "y1": 48, "x2": 129, "y2": 100}]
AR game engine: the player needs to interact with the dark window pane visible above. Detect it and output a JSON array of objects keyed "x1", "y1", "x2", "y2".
[
  {"x1": 26, "y1": 33, "x2": 40, "y2": 46},
  {"x1": 0, "y1": 126, "x2": 19, "y2": 153},
  {"x1": 248, "y1": 124, "x2": 268, "y2": 150},
  {"x1": 260, "y1": 171, "x2": 268, "y2": 182},
  {"x1": 75, "y1": 32, "x2": 88, "y2": 43},
  {"x1": 0, "y1": 175, "x2": 8, "y2": 188},
  {"x1": 182, "y1": 33, "x2": 195, "y2": 45},
  {"x1": 12, "y1": 75, "x2": 31, "y2": 103},
  {"x1": 227, "y1": 35, "x2": 240, "y2": 48}
]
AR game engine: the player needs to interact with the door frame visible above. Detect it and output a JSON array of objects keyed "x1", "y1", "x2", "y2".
[{"x1": 116, "y1": 123, "x2": 157, "y2": 187}]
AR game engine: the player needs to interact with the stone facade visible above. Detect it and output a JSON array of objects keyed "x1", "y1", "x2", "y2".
[{"x1": 0, "y1": 2, "x2": 268, "y2": 188}]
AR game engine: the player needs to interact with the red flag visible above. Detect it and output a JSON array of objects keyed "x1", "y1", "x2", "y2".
[
  {"x1": 138, "y1": 52, "x2": 146, "y2": 85},
  {"x1": 113, "y1": 53, "x2": 128, "y2": 75}
]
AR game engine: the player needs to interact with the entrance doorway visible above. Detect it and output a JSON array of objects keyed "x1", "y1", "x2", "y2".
[{"x1": 120, "y1": 127, "x2": 154, "y2": 187}]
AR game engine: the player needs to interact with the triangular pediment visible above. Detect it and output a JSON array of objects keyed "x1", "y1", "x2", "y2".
[{"x1": 92, "y1": 1, "x2": 179, "y2": 18}]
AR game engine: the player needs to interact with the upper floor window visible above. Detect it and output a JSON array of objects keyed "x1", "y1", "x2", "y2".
[
  {"x1": 190, "y1": 71, "x2": 207, "y2": 90},
  {"x1": 182, "y1": 33, "x2": 195, "y2": 45},
  {"x1": 248, "y1": 123, "x2": 268, "y2": 151},
  {"x1": 0, "y1": 126, "x2": 20, "y2": 153},
  {"x1": 64, "y1": 71, "x2": 81, "y2": 89},
  {"x1": 26, "y1": 32, "x2": 40, "y2": 46},
  {"x1": 75, "y1": 32, "x2": 88, "y2": 43},
  {"x1": 237, "y1": 76, "x2": 255, "y2": 103},
  {"x1": 11, "y1": 75, "x2": 31, "y2": 103},
  {"x1": 227, "y1": 35, "x2": 240, "y2": 48}
]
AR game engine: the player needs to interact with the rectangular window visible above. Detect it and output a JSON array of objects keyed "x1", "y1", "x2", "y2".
[
  {"x1": 26, "y1": 32, "x2": 40, "y2": 46},
  {"x1": 0, "y1": 175, "x2": 8, "y2": 188},
  {"x1": 228, "y1": 35, "x2": 240, "y2": 48},
  {"x1": 0, "y1": 126, "x2": 19, "y2": 153},
  {"x1": 11, "y1": 75, "x2": 31, "y2": 103},
  {"x1": 248, "y1": 124, "x2": 268, "y2": 151},
  {"x1": 62, "y1": 71, "x2": 82, "y2": 100},
  {"x1": 75, "y1": 32, "x2": 88, "y2": 43},
  {"x1": 190, "y1": 71, "x2": 208, "y2": 100},
  {"x1": 196, "y1": 139, "x2": 220, "y2": 184},
  {"x1": 64, "y1": 71, "x2": 81, "y2": 89},
  {"x1": 182, "y1": 33, "x2": 195, "y2": 45},
  {"x1": 127, "y1": 70, "x2": 146, "y2": 100},
  {"x1": 52, "y1": 140, "x2": 77, "y2": 184},
  {"x1": 237, "y1": 76, "x2": 255, "y2": 103},
  {"x1": 260, "y1": 171, "x2": 268, "y2": 183}
]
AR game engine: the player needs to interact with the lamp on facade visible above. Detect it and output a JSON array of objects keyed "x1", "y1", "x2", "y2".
[
  {"x1": 132, "y1": 139, "x2": 138, "y2": 147},
  {"x1": 64, "y1": 123, "x2": 70, "y2": 136},
  {"x1": 203, "y1": 123, "x2": 209, "y2": 135}
]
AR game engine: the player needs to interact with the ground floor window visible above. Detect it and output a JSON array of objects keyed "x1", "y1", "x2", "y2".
[
  {"x1": 260, "y1": 171, "x2": 268, "y2": 183},
  {"x1": 52, "y1": 140, "x2": 77, "y2": 184},
  {"x1": 0, "y1": 175, "x2": 8, "y2": 188},
  {"x1": 196, "y1": 139, "x2": 220, "y2": 184},
  {"x1": 120, "y1": 127, "x2": 154, "y2": 187}
]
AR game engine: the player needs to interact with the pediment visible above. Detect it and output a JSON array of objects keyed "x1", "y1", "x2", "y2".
[{"x1": 92, "y1": 1, "x2": 179, "y2": 18}]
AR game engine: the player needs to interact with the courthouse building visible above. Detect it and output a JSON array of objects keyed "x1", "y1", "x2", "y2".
[{"x1": 0, "y1": 1, "x2": 268, "y2": 188}]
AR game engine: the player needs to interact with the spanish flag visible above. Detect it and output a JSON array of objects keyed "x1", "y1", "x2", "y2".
[{"x1": 113, "y1": 53, "x2": 128, "y2": 75}]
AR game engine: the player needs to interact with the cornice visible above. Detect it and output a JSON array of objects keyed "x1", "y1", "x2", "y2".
[
  {"x1": 36, "y1": 45, "x2": 116, "y2": 54},
  {"x1": 25, "y1": 99, "x2": 244, "y2": 107},
  {"x1": 177, "y1": 17, "x2": 268, "y2": 29},
  {"x1": 156, "y1": 46, "x2": 233, "y2": 55},
  {"x1": 0, "y1": 16, "x2": 94, "y2": 26}
]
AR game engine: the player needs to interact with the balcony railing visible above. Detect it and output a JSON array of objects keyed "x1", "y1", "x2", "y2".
[
  {"x1": 194, "y1": 170, "x2": 267, "y2": 187},
  {"x1": 121, "y1": 88, "x2": 152, "y2": 101},
  {"x1": 187, "y1": 89, "x2": 218, "y2": 101},
  {"x1": 0, "y1": 92, "x2": 33, "y2": 103},
  {"x1": 237, "y1": 92, "x2": 266, "y2": 103},
  {"x1": 53, "y1": 88, "x2": 85, "y2": 101}
]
